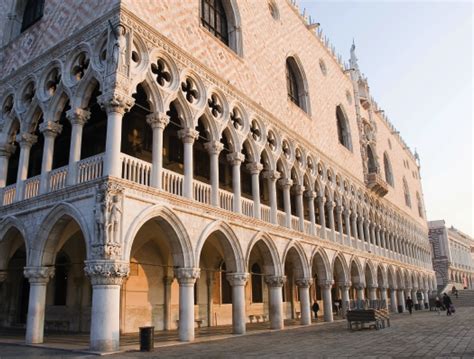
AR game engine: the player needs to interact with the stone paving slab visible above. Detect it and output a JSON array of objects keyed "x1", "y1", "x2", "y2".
[{"x1": 0, "y1": 308, "x2": 473, "y2": 358}]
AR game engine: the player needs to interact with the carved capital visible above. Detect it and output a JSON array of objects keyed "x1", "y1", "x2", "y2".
[
  {"x1": 265, "y1": 275, "x2": 286, "y2": 287},
  {"x1": 226, "y1": 272, "x2": 249, "y2": 286},
  {"x1": 316, "y1": 195, "x2": 326, "y2": 206},
  {"x1": 66, "y1": 108, "x2": 91, "y2": 126},
  {"x1": 227, "y1": 152, "x2": 245, "y2": 166},
  {"x1": 278, "y1": 178, "x2": 293, "y2": 189},
  {"x1": 146, "y1": 113, "x2": 169, "y2": 130},
  {"x1": 98, "y1": 92, "x2": 135, "y2": 115},
  {"x1": 304, "y1": 190, "x2": 316, "y2": 199},
  {"x1": 24, "y1": 266, "x2": 55, "y2": 284},
  {"x1": 16, "y1": 133, "x2": 37, "y2": 148},
  {"x1": 325, "y1": 200, "x2": 334, "y2": 210},
  {"x1": 354, "y1": 283, "x2": 366, "y2": 290},
  {"x1": 84, "y1": 260, "x2": 129, "y2": 286},
  {"x1": 335, "y1": 205, "x2": 342, "y2": 214},
  {"x1": 204, "y1": 140, "x2": 224, "y2": 155},
  {"x1": 163, "y1": 276, "x2": 174, "y2": 286},
  {"x1": 178, "y1": 128, "x2": 199, "y2": 144},
  {"x1": 263, "y1": 170, "x2": 280, "y2": 181},
  {"x1": 318, "y1": 279, "x2": 334, "y2": 289},
  {"x1": 295, "y1": 278, "x2": 313, "y2": 288},
  {"x1": 337, "y1": 281, "x2": 352, "y2": 290},
  {"x1": 174, "y1": 267, "x2": 200, "y2": 285},
  {"x1": 246, "y1": 162, "x2": 263, "y2": 175},
  {"x1": 0, "y1": 143, "x2": 16, "y2": 157},
  {"x1": 39, "y1": 120, "x2": 62, "y2": 137},
  {"x1": 293, "y1": 184, "x2": 305, "y2": 196}
]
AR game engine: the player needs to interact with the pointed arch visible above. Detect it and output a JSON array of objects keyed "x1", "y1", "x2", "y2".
[
  {"x1": 281, "y1": 240, "x2": 310, "y2": 279},
  {"x1": 403, "y1": 177, "x2": 411, "y2": 207},
  {"x1": 331, "y1": 253, "x2": 349, "y2": 284},
  {"x1": 383, "y1": 152, "x2": 394, "y2": 186},
  {"x1": 0, "y1": 216, "x2": 29, "y2": 269},
  {"x1": 336, "y1": 105, "x2": 352, "y2": 150},
  {"x1": 245, "y1": 232, "x2": 282, "y2": 276},
  {"x1": 310, "y1": 248, "x2": 331, "y2": 281},
  {"x1": 285, "y1": 55, "x2": 310, "y2": 114},
  {"x1": 349, "y1": 256, "x2": 364, "y2": 285}
]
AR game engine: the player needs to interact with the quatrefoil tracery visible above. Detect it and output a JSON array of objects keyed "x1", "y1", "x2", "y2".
[
  {"x1": 207, "y1": 94, "x2": 222, "y2": 118},
  {"x1": 151, "y1": 59, "x2": 172, "y2": 87},
  {"x1": 250, "y1": 120, "x2": 262, "y2": 142},
  {"x1": 181, "y1": 78, "x2": 199, "y2": 104},
  {"x1": 72, "y1": 53, "x2": 90, "y2": 81},
  {"x1": 230, "y1": 108, "x2": 243, "y2": 130}
]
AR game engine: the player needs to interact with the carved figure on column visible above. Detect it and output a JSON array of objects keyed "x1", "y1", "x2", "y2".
[
  {"x1": 112, "y1": 25, "x2": 128, "y2": 74},
  {"x1": 92, "y1": 182, "x2": 124, "y2": 259}
]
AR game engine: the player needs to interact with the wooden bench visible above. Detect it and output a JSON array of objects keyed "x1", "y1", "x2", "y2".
[{"x1": 346, "y1": 309, "x2": 389, "y2": 331}]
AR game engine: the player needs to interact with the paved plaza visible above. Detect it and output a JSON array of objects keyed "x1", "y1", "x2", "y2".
[{"x1": 0, "y1": 307, "x2": 473, "y2": 358}]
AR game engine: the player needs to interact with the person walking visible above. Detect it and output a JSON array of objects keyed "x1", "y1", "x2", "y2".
[
  {"x1": 443, "y1": 293, "x2": 452, "y2": 316},
  {"x1": 406, "y1": 296, "x2": 414, "y2": 315},
  {"x1": 435, "y1": 296, "x2": 442, "y2": 315},
  {"x1": 312, "y1": 300, "x2": 320, "y2": 320}
]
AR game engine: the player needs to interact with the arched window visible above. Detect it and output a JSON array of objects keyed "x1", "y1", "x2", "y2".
[
  {"x1": 21, "y1": 0, "x2": 45, "y2": 32},
  {"x1": 336, "y1": 105, "x2": 352, "y2": 150},
  {"x1": 201, "y1": 0, "x2": 242, "y2": 55},
  {"x1": 416, "y1": 192, "x2": 423, "y2": 218},
  {"x1": 403, "y1": 177, "x2": 411, "y2": 207},
  {"x1": 383, "y1": 152, "x2": 394, "y2": 186},
  {"x1": 366, "y1": 145, "x2": 377, "y2": 174},
  {"x1": 251, "y1": 263, "x2": 263, "y2": 303},
  {"x1": 285, "y1": 57, "x2": 309, "y2": 113}
]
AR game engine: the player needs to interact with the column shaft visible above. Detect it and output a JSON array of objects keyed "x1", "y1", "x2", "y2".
[
  {"x1": 321, "y1": 284, "x2": 334, "y2": 322},
  {"x1": 266, "y1": 276, "x2": 285, "y2": 330}
]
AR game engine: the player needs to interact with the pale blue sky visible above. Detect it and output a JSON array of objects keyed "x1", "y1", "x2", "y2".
[{"x1": 300, "y1": 0, "x2": 473, "y2": 236}]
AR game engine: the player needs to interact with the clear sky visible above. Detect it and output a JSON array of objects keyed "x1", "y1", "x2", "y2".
[{"x1": 300, "y1": 0, "x2": 473, "y2": 236}]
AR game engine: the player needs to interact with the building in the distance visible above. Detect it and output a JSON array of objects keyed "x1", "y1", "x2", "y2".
[
  {"x1": 0, "y1": 0, "x2": 436, "y2": 353},
  {"x1": 428, "y1": 220, "x2": 474, "y2": 291}
]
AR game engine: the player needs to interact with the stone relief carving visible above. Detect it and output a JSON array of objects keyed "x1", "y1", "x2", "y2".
[
  {"x1": 92, "y1": 182, "x2": 124, "y2": 260},
  {"x1": 23, "y1": 266, "x2": 55, "y2": 284},
  {"x1": 84, "y1": 260, "x2": 129, "y2": 285}
]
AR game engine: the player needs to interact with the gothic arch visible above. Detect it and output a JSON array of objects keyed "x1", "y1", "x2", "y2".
[
  {"x1": 0, "y1": 216, "x2": 29, "y2": 269},
  {"x1": 281, "y1": 240, "x2": 310, "y2": 279},
  {"x1": 331, "y1": 253, "x2": 349, "y2": 284},
  {"x1": 285, "y1": 55, "x2": 310, "y2": 114},
  {"x1": 310, "y1": 248, "x2": 331, "y2": 282},
  {"x1": 245, "y1": 232, "x2": 282, "y2": 276}
]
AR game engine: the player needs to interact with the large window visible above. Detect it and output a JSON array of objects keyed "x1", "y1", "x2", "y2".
[
  {"x1": 336, "y1": 105, "x2": 352, "y2": 150},
  {"x1": 285, "y1": 57, "x2": 309, "y2": 113},
  {"x1": 201, "y1": 0, "x2": 229, "y2": 45},
  {"x1": 21, "y1": 0, "x2": 45, "y2": 32},
  {"x1": 416, "y1": 192, "x2": 423, "y2": 218},
  {"x1": 383, "y1": 152, "x2": 394, "y2": 186},
  {"x1": 366, "y1": 145, "x2": 377, "y2": 174},
  {"x1": 403, "y1": 177, "x2": 411, "y2": 208}
]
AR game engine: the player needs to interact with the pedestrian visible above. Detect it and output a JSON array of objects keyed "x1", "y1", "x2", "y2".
[
  {"x1": 312, "y1": 300, "x2": 320, "y2": 320},
  {"x1": 435, "y1": 296, "x2": 442, "y2": 315},
  {"x1": 406, "y1": 296, "x2": 414, "y2": 315},
  {"x1": 443, "y1": 293, "x2": 452, "y2": 316}
]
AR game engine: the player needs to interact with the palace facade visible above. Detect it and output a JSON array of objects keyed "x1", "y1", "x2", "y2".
[{"x1": 0, "y1": 0, "x2": 436, "y2": 353}]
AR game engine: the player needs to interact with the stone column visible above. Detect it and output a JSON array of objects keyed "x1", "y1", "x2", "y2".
[
  {"x1": 316, "y1": 195, "x2": 326, "y2": 239},
  {"x1": 370, "y1": 223, "x2": 376, "y2": 250},
  {"x1": 397, "y1": 289, "x2": 406, "y2": 312},
  {"x1": 163, "y1": 276, "x2": 174, "y2": 331},
  {"x1": 294, "y1": 185, "x2": 305, "y2": 232},
  {"x1": 227, "y1": 273, "x2": 249, "y2": 334},
  {"x1": 296, "y1": 278, "x2": 312, "y2": 325},
  {"x1": 279, "y1": 178, "x2": 293, "y2": 228},
  {"x1": 339, "y1": 282, "x2": 351, "y2": 316},
  {"x1": 343, "y1": 208, "x2": 352, "y2": 246},
  {"x1": 246, "y1": 162, "x2": 263, "y2": 219},
  {"x1": 380, "y1": 287, "x2": 388, "y2": 308},
  {"x1": 390, "y1": 287, "x2": 398, "y2": 313},
  {"x1": 15, "y1": 133, "x2": 37, "y2": 201},
  {"x1": 146, "y1": 113, "x2": 169, "y2": 189},
  {"x1": 305, "y1": 191, "x2": 316, "y2": 235},
  {"x1": 0, "y1": 144, "x2": 15, "y2": 188},
  {"x1": 368, "y1": 285, "x2": 377, "y2": 301},
  {"x1": 204, "y1": 141, "x2": 223, "y2": 206},
  {"x1": 358, "y1": 217, "x2": 365, "y2": 244},
  {"x1": 206, "y1": 275, "x2": 214, "y2": 327},
  {"x1": 335, "y1": 205, "x2": 343, "y2": 243},
  {"x1": 66, "y1": 108, "x2": 90, "y2": 185},
  {"x1": 39, "y1": 121, "x2": 62, "y2": 194},
  {"x1": 98, "y1": 93, "x2": 134, "y2": 178},
  {"x1": 227, "y1": 152, "x2": 245, "y2": 214},
  {"x1": 320, "y1": 280, "x2": 334, "y2": 322},
  {"x1": 263, "y1": 170, "x2": 280, "y2": 224},
  {"x1": 424, "y1": 289, "x2": 430, "y2": 308},
  {"x1": 411, "y1": 288, "x2": 418, "y2": 306},
  {"x1": 85, "y1": 260, "x2": 129, "y2": 352},
  {"x1": 351, "y1": 213, "x2": 358, "y2": 241},
  {"x1": 24, "y1": 266, "x2": 55, "y2": 344},
  {"x1": 174, "y1": 267, "x2": 200, "y2": 341},
  {"x1": 265, "y1": 275, "x2": 286, "y2": 329},
  {"x1": 326, "y1": 200, "x2": 335, "y2": 240},
  {"x1": 178, "y1": 129, "x2": 199, "y2": 199},
  {"x1": 356, "y1": 284, "x2": 365, "y2": 304}
]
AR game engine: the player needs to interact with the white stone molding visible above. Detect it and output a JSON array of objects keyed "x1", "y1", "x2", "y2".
[{"x1": 84, "y1": 260, "x2": 129, "y2": 286}]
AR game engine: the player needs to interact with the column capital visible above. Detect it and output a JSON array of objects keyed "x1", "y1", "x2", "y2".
[
  {"x1": 343, "y1": 208, "x2": 351, "y2": 217},
  {"x1": 16, "y1": 132, "x2": 37, "y2": 148},
  {"x1": 335, "y1": 205, "x2": 343, "y2": 214},
  {"x1": 304, "y1": 190, "x2": 316, "y2": 199},
  {"x1": 265, "y1": 275, "x2": 286, "y2": 287},
  {"x1": 292, "y1": 184, "x2": 305, "y2": 196},
  {"x1": 24, "y1": 266, "x2": 55, "y2": 284},
  {"x1": 295, "y1": 278, "x2": 313, "y2": 288},
  {"x1": 84, "y1": 260, "x2": 129, "y2": 286},
  {"x1": 263, "y1": 170, "x2": 280, "y2": 181},
  {"x1": 367, "y1": 284, "x2": 378, "y2": 290},
  {"x1": 66, "y1": 107, "x2": 90, "y2": 126},
  {"x1": 316, "y1": 195, "x2": 326, "y2": 205},
  {"x1": 174, "y1": 267, "x2": 200, "y2": 285},
  {"x1": 39, "y1": 120, "x2": 63, "y2": 137},
  {"x1": 0, "y1": 143, "x2": 16, "y2": 157},
  {"x1": 325, "y1": 200, "x2": 335, "y2": 209},
  {"x1": 98, "y1": 92, "x2": 135, "y2": 115},
  {"x1": 178, "y1": 128, "x2": 199, "y2": 144},
  {"x1": 227, "y1": 152, "x2": 245, "y2": 165},
  {"x1": 146, "y1": 112, "x2": 169, "y2": 129},
  {"x1": 204, "y1": 140, "x2": 224, "y2": 155},
  {"x1": 337, "y1": 281, "x2": 352, "y2": 289},
  {"x1": 163, "y1": 276, "x2": 174, "y2": 286},
  {"x1": 318, "y1": 279, "x2": 334, "y2": 289},
  {"x1": 246, "y1": 162, "x2": 263, "y2": 175},
  {"x1": 226, "y1": 272, "x2": 249, "y2": 286},
  {"x1": 277, "y1": 178, "x2": 293, "y2": 189},
  {"x1": 354, "y1": 283, "x2": 366, "y2": 290}
]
